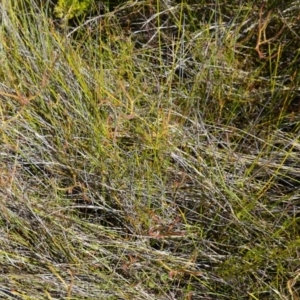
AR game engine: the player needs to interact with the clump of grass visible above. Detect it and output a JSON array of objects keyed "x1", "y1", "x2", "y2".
[{"x1": 0, "y1": 0, "x2": 300, "y2": 299}]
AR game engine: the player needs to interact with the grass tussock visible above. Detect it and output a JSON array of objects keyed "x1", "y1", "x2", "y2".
[{"x1": 0, "y1": 0, "x2": 300, "y2": 299}]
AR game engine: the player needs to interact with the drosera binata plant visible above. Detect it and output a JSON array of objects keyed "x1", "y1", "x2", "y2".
[{"x1": 1, "y1": 0, "x2": 300, "y2": 299}]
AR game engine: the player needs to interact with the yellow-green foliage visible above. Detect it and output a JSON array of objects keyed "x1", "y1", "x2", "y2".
[{"x1": 54, "y1": 0, "x2": 93, "y2": 20}]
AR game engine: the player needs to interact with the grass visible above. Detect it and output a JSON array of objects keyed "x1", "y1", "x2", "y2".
[{"x1": 0, "y1": 0, "x2": 300, "y2": 299}]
